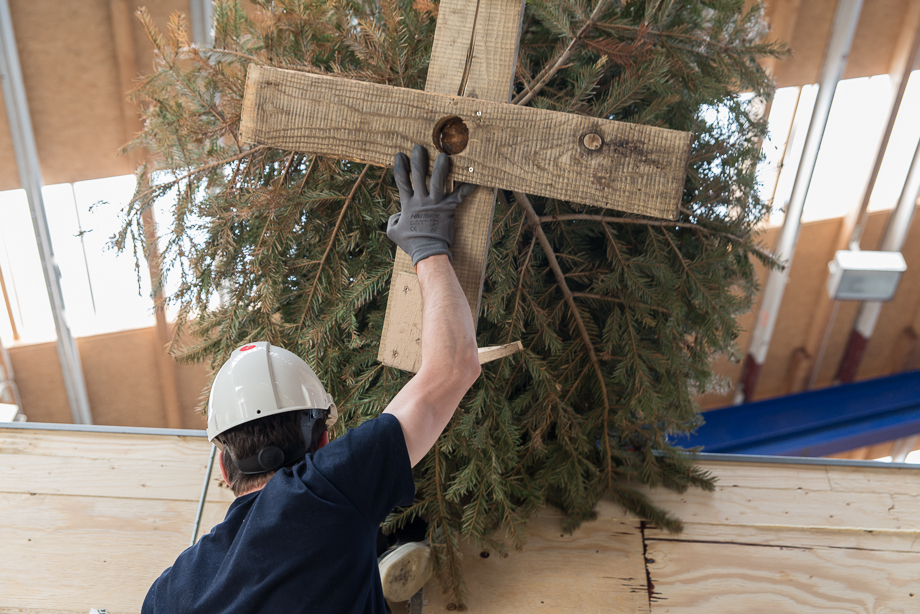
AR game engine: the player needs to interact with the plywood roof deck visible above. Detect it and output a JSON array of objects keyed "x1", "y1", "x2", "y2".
[{"x1": 2, "y1": 424, "x2": 917, "y2": 613}]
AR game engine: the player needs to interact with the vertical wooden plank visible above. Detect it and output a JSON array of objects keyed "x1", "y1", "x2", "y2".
[{"x1": 379, "y1": 0, "x2": 526, "y2": 370}]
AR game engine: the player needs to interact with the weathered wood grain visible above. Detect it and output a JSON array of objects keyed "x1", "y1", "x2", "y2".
[
  {"x1": 239, "y1": 66, "x2": 691, "y2": 219},
  {"x1": 377, "y1": 0, "x2": 528, "y2": 371},
  {"x1": 679, "y1": 460, "x2": 920, "y2": 496},
  {"x1": 422, "y1": 516, "x2": 651, "y2": 613},
  {"x1": 645, "y1": 538, "x2": 920, "y2": 613}
]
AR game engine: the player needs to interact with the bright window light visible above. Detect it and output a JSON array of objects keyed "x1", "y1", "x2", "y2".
[
  {"x1": 758, "y1": 85, "x2": 802, "y2": 212},
  {"x1": 766, "y1": 84, "x2": 818, "y2": 227},
  {"x1": 0, "y1": 174, "x2": 156, "y2": 346},
  {"x1": 765, "y1": 70, "x2": 920, "y2": 228},
  {"x1": 868, "y1": 70, "x2": 920, "y2": 212}
]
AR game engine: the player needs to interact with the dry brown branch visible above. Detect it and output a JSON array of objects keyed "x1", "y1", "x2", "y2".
[
  {"x1": 512, "y1": 0, "x2": 613, "y2": 105},
  {"x1": 513, "y1": 191, "x2": 613, "y2": 486}
]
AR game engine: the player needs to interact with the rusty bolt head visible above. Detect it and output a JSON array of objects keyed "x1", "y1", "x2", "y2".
[{"x1": 583, "y1": 133, "x2": 603, "y2": 150}]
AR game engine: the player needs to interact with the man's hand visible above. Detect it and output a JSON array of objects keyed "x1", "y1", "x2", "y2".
[{"x1": 387, "y1": 145, "x2": 476, "y2": 265}]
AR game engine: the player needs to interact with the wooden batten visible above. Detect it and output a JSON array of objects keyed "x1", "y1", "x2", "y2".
[
  {"x1": 239, "y1": 66, "x2": 690, "y2": 220},
  {"x1": 3, "y1": 426, "x2": 918, "y2": 613}
]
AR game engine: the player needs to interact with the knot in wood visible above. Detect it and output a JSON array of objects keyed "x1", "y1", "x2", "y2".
[
  {"x1": 583, "y1": 132, "x2": 603, "y2": 151},
  {"x1": 433, "y1": 115, "x2": 470, "y2": 155}
]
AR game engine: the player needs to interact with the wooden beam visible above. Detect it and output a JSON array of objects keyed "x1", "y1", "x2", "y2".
[
  {"x1": 239, "y1": 67, "x2": 690, "y2": 219},
  {"x1": 380, "y1": 0, "x2": 526, "y2": 372}
]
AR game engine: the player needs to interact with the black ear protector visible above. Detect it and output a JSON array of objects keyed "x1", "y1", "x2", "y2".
[{"x1": 229, "y1": 408, "x2": 329, "y2": 475}]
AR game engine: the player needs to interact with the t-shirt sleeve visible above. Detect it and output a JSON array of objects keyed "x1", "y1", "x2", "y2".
[{"x1": 307, "y1": 413, "x2": 415, "y2": 525}]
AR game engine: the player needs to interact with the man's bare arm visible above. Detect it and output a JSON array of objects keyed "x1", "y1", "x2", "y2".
[
  {"x1": 381, "y1": 145, "x2": 481, "y2": 467},
  {"x1": 383, "y1": 255, "x2": 480, "y2": 467}
]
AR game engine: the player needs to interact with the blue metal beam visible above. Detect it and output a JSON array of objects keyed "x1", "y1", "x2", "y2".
[{"x1": 673, "y1": 371, "x2": 920, "y2": 457}]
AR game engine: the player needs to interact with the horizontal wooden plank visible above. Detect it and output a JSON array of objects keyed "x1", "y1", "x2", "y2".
[
  {"x1": 240, "y1": 65, "x2": 690, "y2": 219},
  {"x1": 646, "y1": 523, "x2": 920, "y2": 554},
  {"x1": 0, "y1": 492, "x2": 230, "y2": 612},
  {"x1": 825, "y1": 464, "x2": 920, "y2": 495},
  {"x1": 0, "y1": 428, "x2": 233, "y2": 503},
  {"x1": 0, "y1": 428, "x2": 207, "y2": 462},
  {"x1": 690, "y1": 460, "x2": 920, "y2": 496},
  {"x1": 646, "y1": 538, "x2": 920, "y2": 612},
  {"x1": 639, "y1": 483, "x2": 916, "y2": 531},
  {"x1": 690, "y1": 460, "x2": 835, "y2": 491},
  {"x1": 0, "y1": 451, "x2": 232, "y2": 502},
  {"x1": 422, "y1": 515, "x2": 651, "y2": 613}
]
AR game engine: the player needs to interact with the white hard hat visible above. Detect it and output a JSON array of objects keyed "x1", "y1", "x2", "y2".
[{"x1": 206, "y1": 342, "x2": 337, "y2": 442}]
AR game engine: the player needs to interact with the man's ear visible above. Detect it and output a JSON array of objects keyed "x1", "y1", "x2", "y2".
[{"x1": 218, "y1": 449, "x2": 231, "y2": 486}]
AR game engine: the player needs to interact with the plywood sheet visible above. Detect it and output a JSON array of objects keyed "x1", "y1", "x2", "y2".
[
  {"x1": 422, "y1": 516, "x2": 651, "y2": 614},
  {"x1": 645, "y1": 538, "x2": 920, "y2": 613},
  {"x1": 0, "y1": 428, "x2": 232, "y2": 502},
  {"x1": 0, "y1": 492, "x2": 228, "y2": 612},
  {"x1": 3, "y1": 431, "x2": 920, "y2": 613}
]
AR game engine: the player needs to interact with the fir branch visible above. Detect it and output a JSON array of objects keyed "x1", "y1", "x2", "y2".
[
  {"x1": 514, "y1": 191, "x2": 613, "y2": 487},
  {"x1": 538, "y1": 212, "x2": 772, "y2": 260},
  {"x1": 294, "y1": 163, "x2": 371, "y2": 342},
  {"x1": 513, "y1": 0, "x2": 613, "y2": 106}
]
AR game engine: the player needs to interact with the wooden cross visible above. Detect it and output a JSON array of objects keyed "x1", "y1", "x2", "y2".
[{"x1": 239, "y1": 0, "x2": 691, "y2": 373}]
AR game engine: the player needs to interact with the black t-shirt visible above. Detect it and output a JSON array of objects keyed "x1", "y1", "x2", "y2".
[{"x1": 142, "y1": 414, "x2": 415, "y2": 613}]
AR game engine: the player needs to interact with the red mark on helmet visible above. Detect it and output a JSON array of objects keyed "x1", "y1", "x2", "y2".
[{"x1": 239, "y1": 344, "x2": 257, "y2": 352}]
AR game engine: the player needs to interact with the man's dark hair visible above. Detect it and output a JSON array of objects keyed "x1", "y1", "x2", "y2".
[{"x1": 220, "y1": 411, "x2": 314, "y2": 496}]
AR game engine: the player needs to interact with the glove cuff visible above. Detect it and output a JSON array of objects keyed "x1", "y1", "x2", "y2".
[{"x1": 411, "y1": 245, "x2": 452, "y2": 266}]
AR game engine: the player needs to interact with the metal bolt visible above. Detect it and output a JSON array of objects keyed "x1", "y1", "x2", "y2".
[
  {"x1": 583, "y1": 132, "x2": 603, "y2": 150},
  {"x1": 392, "y1": 350, "x2": 398, "y2": 358},
  {"x1": 475, "y1": 110, "x2": 482, "y2": 117},
  {"x1": 468, "y1": 167, "x2": 474, "y2": 173},
  {"x1": 403, "y1": 286, "x2": 410, "y2": 293}
]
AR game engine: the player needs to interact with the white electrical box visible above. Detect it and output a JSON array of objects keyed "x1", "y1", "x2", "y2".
[
  {"x1": 826, "y1": 250, "x2": 907, "y2": 301},
  {"x1": 0, "y1": 402, "x2": 19, "y2": 422}
]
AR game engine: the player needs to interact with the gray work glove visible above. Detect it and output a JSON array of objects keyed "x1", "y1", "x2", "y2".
[{"x1": 387, "y1": 144, "x2": 477, "y2": 266}]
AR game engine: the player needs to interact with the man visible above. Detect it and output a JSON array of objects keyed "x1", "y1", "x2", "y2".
[{"x1": 142, "y1": 145, "x2": 480, "y2": 613}]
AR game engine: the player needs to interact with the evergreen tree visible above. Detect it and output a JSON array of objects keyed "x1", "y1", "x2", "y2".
[{"x1": 119, "y1": 0, "x2": 783, "y2": 602}]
